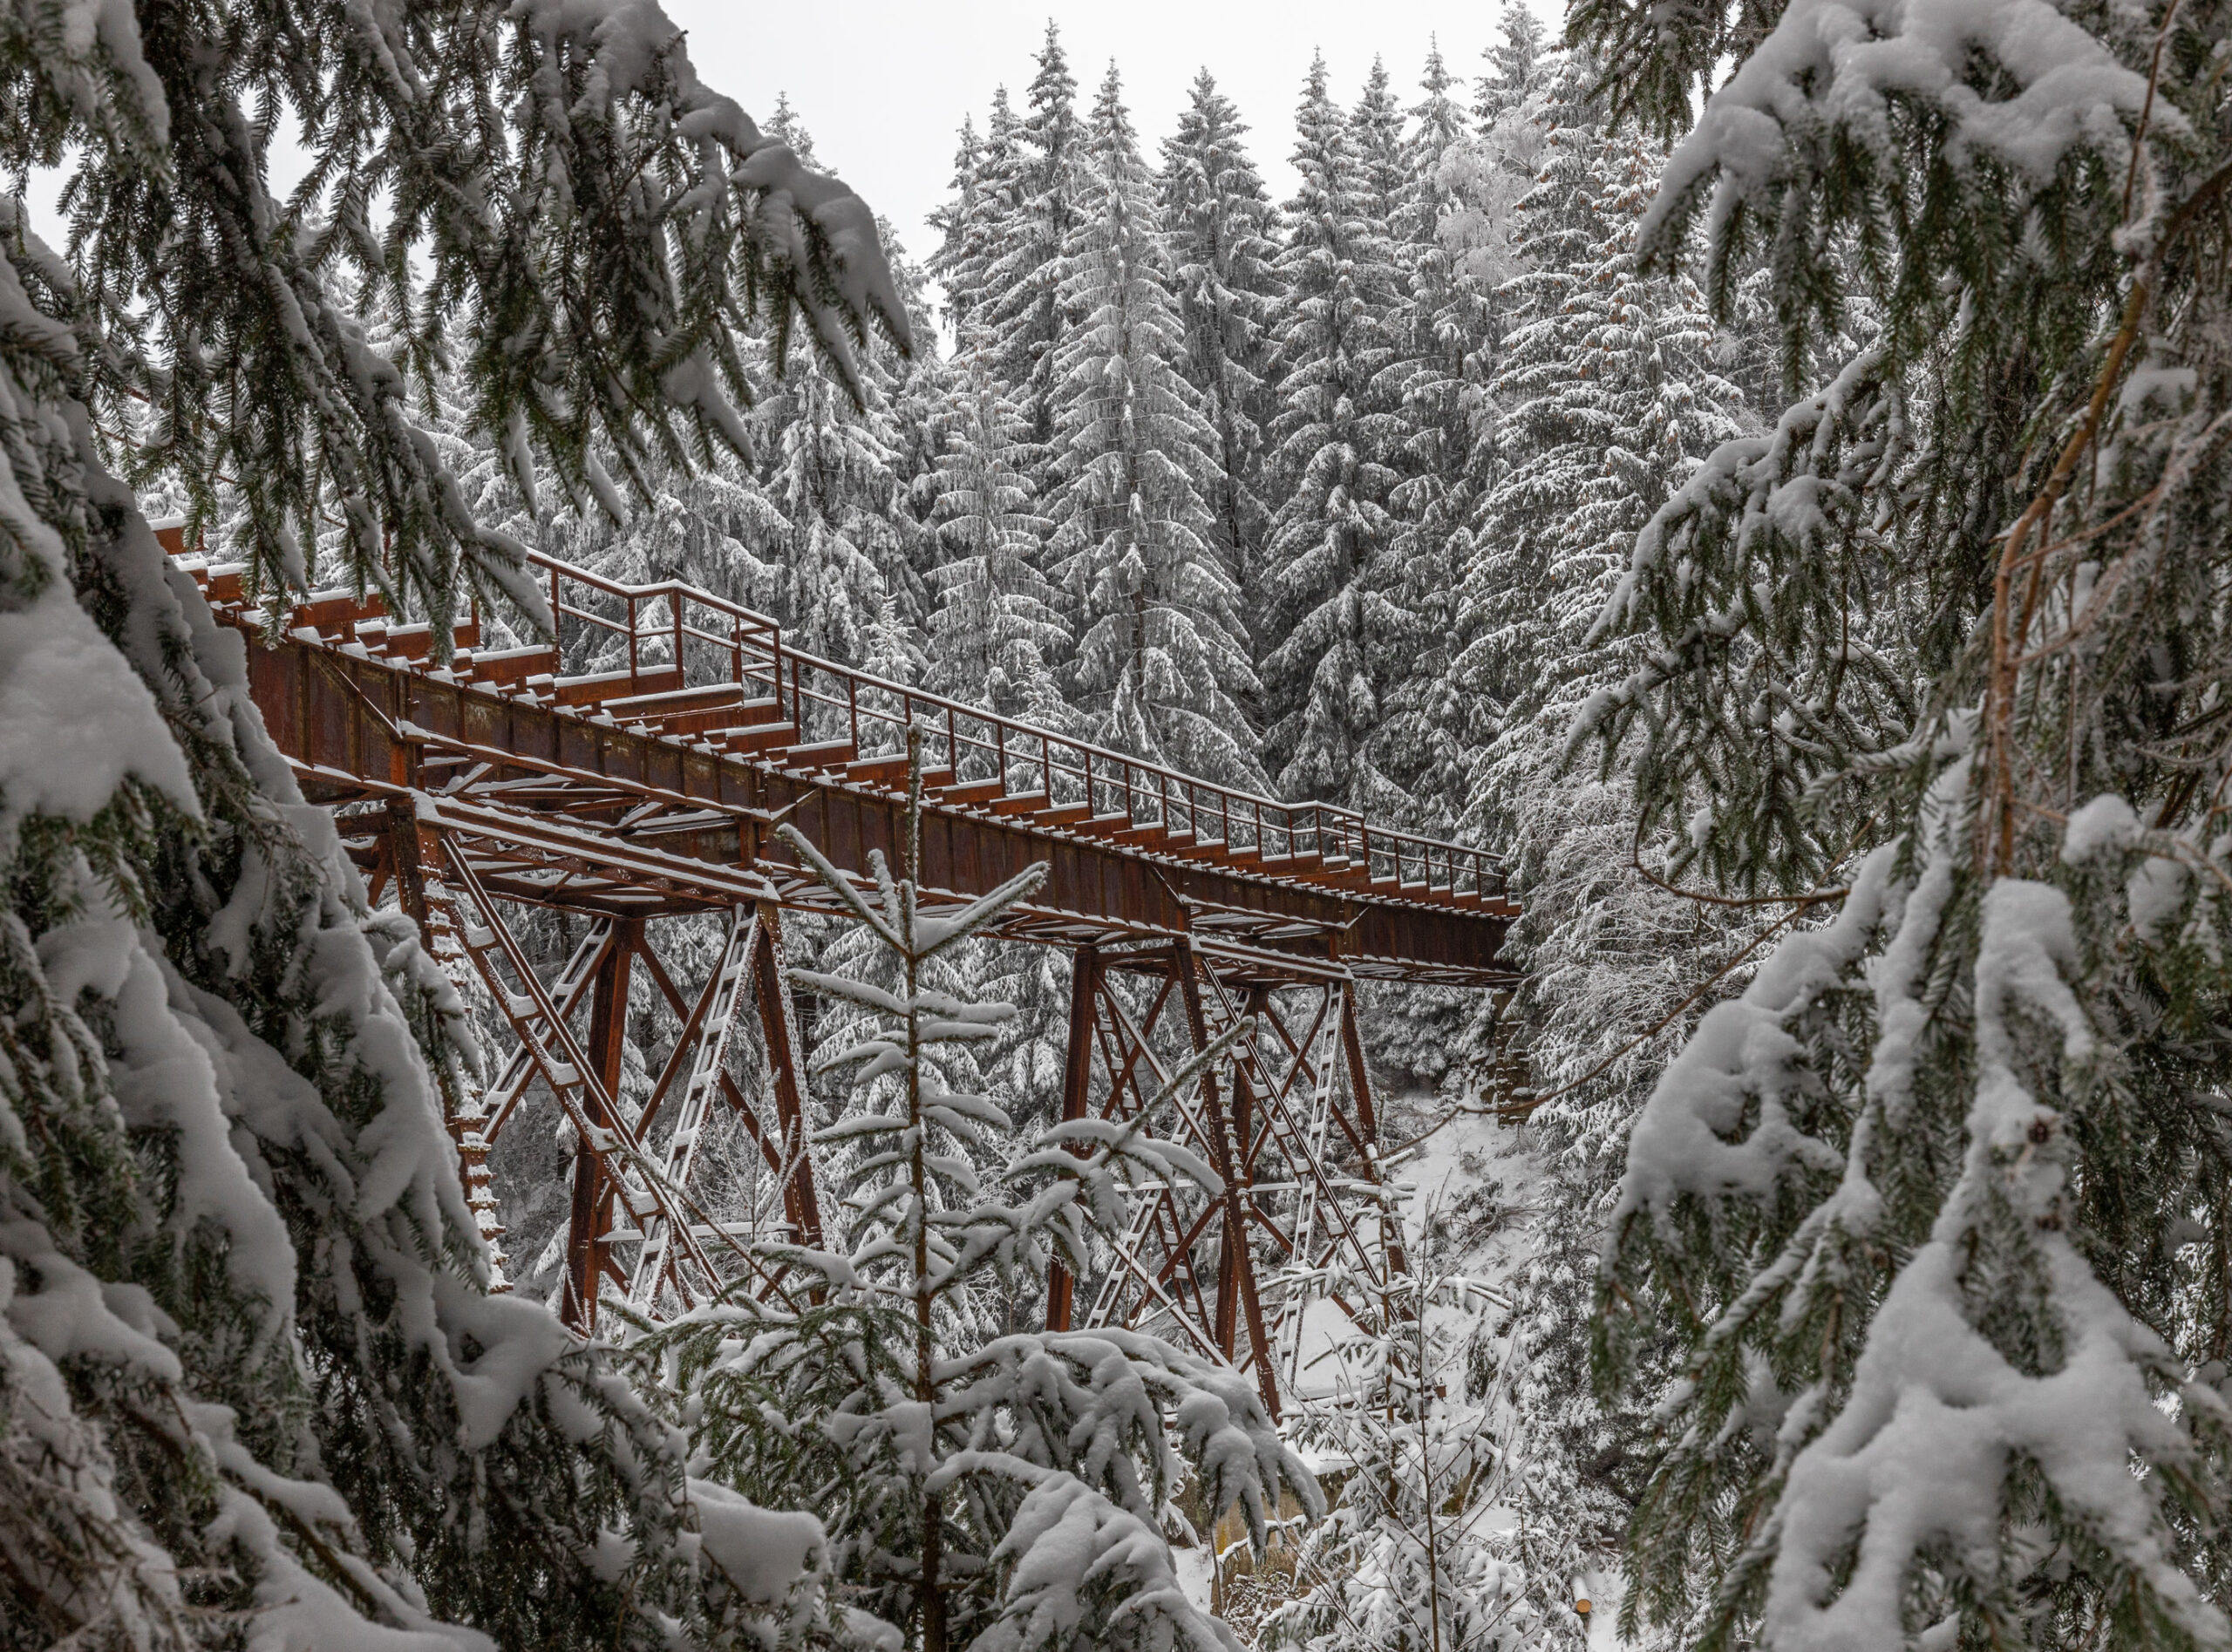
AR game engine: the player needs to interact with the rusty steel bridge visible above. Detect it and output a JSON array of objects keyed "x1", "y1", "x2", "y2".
[{"x1": 164, "y1": 525, "x2": 1513, "y2": 1415}]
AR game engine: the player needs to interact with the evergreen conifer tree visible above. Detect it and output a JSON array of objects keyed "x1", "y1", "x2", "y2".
[
  {"x1": 650, "y1": 736, "x2": 1318, "y2": 1652},
  {"x1": 1408, "y1": 17, "x2": 1556, "y2": 833},
  {"x1": 1274, "y1": 1242, "x2": 1539, "y2": 1652},
  {"x1": 766, "y1": 91, "x2": 820, "y2": 163},
  {"x1": 1259, "y1": 55, "x2": 1408, "y2": 812},
  {"x1": 934, "y1": 98, "x2": 1027, "y2": 353},
  {"x1": 983, "y1": 27, "x2": 1085, "y2": 457},
  {"x1": 1159, "y1": 71, "x2": 1282, "y2": 619},
  {"x1": 765, "y1": 349, "x2": 924, "y2": 664},
  {"x1": 1351, "y1": 58, "x2": 1411, "y2": 239},
  {"x1": 1373, "y1": 44, "x2": 1497, "y2": 830},
  {"x1": 1047, "y1": 65, "x2": 1262, "y2": 786},
  {"x1": 917, "y1": 350, "x2": 1076, "y2": 1169},
  {"x1": 1466, "y1": 59, "x2": 1747, "y2": 818},
  {"x1": 1439, "y1": 74, "x2": 1754, "y2": 1646},
  {"x1": 1473, "y1": 3, "x2": 1547, "y2": 128},
  {"x1": 930, "y1": 115, "x2": 985, "y2": 332},
  {"x1": 925, "y1": 355, "x2": 1066, "y2": 720},
  {"x1": 0, "y1": 2, "x2": 909, "y2": 1645},
  {"x1": 1568, "y1": 0, "x2": 2232, "y2": 1640}
]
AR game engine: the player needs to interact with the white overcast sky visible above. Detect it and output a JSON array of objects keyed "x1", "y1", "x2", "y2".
[{"x1": 666, "y1": 0, "x2": 1561, "y2": 271}]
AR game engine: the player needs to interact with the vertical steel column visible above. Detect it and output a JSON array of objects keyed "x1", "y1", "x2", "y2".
[
  {"x1": 1338, "y1": 983, "x2": 1405, "y2": 1284},
  {"x1": 1045, "y1": 947, "x2": 1102, "y2": 1332},
  {"x1": 752, "y1": 901, "x2": 824, "y2": 1253},
  {"x1": 1212, "y1": 989, "x2": 1272, "y2": 1337},
  {"x1": 1175, "y1": 945, "x2": 1280, "y2": 1419},
  {"x1": 1230, "y1": 985, "x2": 1272, "y2": 1183},
  {"x1": 563, "y1": 921, "x2": 637, "y2": 1334}
]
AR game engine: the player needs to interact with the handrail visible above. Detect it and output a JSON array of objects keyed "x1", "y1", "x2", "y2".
[
  {"x1": 178, "y1": 532, "x2": 1507, "y2": 907},
  {"x1": 509, "y1": 543, "x2": 1506, "y2": 905}
]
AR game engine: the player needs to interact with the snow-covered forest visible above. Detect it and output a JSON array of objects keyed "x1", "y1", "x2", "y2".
[{"x1": 9, "y1": 0, "x2": 2232, "y2": 1647}]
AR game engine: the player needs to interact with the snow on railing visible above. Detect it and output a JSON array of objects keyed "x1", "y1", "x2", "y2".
[
  {"x1": 603, "y1": 556, "x2": 1508, "y2": 903},
  {"x1": 167, "y1": 526, "x2": 1507, "y2": 905}
]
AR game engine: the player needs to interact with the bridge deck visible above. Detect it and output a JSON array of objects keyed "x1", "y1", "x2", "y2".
[{"x1": 164, "y1": 528, "x2": 1513, "y2": 985}]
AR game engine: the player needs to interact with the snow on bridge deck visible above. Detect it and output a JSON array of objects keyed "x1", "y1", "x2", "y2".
[{"x1": 163, "y1": 525, "x2": 1514, "y2": 986}]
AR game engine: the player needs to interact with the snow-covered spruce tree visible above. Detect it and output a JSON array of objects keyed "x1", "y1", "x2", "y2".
[
  {"x1": 116, "y1": 9, "x2": 902, "y2": 611},
  {"x1": 930, "y1": 115, "x2": 987, "y2": 330},
  {"x1": 1448, "y1": 7, "x2": 1554, "y2": 316},
  {"x1": 1333, "y1": 45, "x2": 1510, "y2": 1089},
  {"x1": 915, "y1": 354, "x2": 1077, "y2": 1163},
  {"x1": 1369, "y1": 12, "x2": 1557, "y2": 849},
  {"x1": 934, "y1": 91, "x2": 1028, "y2": 355},
  {"x1": 1569, "y1": 0, "x2": 2232, "y2": 1641},
  {"x1": 1370, "y1": 44, "x2": 1495, "y2": 836},
  {"x1": 644, "y1": 731, "x2": 1320, "y2": 1652},
  {"x1": 1259, "y1": 55, "x2": 1409, "y2": 813},
  {"x1": 1159, "y1": 70, "x2": 1283, "y2": 621},
  {"x1": 0, "y1": 1, "x2": 911, "y2": 1645},
  {"x1": 1048, "y1": 65, "x2": 1263, "y2": 788},
  {"x1": 911, "y1": 345, "x2": 1075, "y2": 1175},
  {"x1": 764, "y1": 341, "x2": 923, "y2": 666},
  {"x1": 1465, "y1": 57, "x2": 1748, "y2": 811},
  {"x1": 1436, "y1": 59, "x2": 1760, "y2": 1646},
  {"x1": 983, "y1": 26, "x2": 1085, "y2": 459},
  {"x1": 1350, "y1": 59, "x2": 1411, "y2": 255},
  {"x1": 1486, "y1": 820, "x2": 1742, "y2": 1651},
  {"x1": 871, "y1": 221, "x2": 956, "y2": 574},
  {"x1": 1473, "y1": 3, "x2": 1546, "y2": 130},
  {"x1": 1271, "y1": 1231, "x2": 1538, "y2": 1652},
  {"x1": 924, "y1": 351, "x2": 1067, "y2": 722}
]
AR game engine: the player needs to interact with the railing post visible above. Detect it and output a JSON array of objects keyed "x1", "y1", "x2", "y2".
[{"x1": 627, "y1": 594, "x2": 639, "y2": 687}]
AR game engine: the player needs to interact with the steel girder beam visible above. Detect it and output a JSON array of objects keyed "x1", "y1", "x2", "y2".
[{"x1": 253, "y1": 634, "x2": 1514, "y2": 982}]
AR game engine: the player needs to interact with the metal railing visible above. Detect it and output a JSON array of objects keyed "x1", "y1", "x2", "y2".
[{"x1": 175, "y1": 531, "x2": 1507, "y2": 906}]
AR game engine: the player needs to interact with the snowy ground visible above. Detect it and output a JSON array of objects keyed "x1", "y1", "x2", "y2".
[{"x1": 1276, "y1": 1092, "x2": 1551, "y2": 1397}]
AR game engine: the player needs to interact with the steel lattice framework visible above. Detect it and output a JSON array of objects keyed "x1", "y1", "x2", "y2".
[{"x1": 162, "y1": 524, "x2": 1514, "y2": 1410}]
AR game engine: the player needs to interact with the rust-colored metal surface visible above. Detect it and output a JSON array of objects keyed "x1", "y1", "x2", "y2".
[
  {"x1": 165, "y1": 526, "x2": 1513, "y2": 1376},
  {"x1": 1045, "y1": 940, "x2": 1409, "y2": 1419},
  {"x1": 239, "y1": 631, "x2": 1511, "y2": 980}
]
